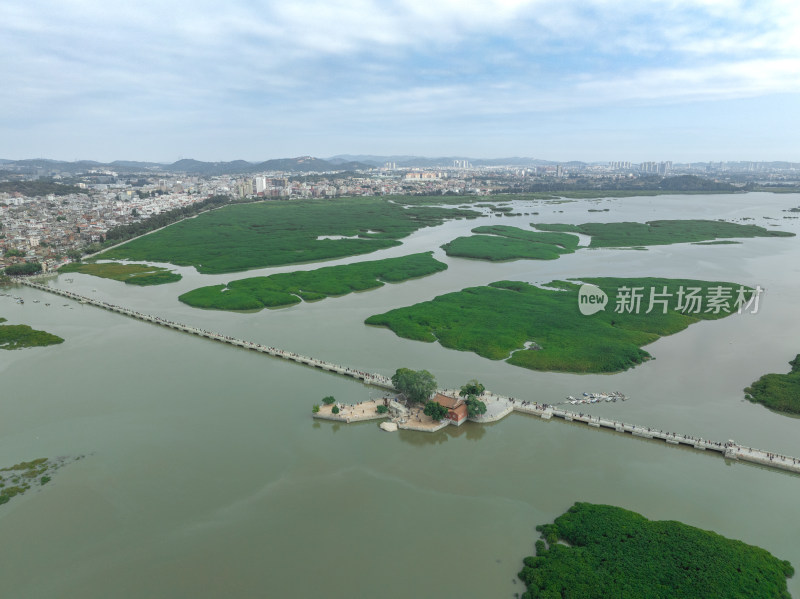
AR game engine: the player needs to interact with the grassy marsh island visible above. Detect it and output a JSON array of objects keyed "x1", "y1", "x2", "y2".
[
  {"x1": 0, "y1": 317, "x2": 64, "y2": 350},
  {"x1": 58, "y1": 262, "x2": 182, "y2": 285},
  {"x1": 744, "y1": 355, "x2": 800, "y2": 415},
  {"x1": 179, "y1": 252, "x2": 447, "y2": 311},
  {"x1": 535, "y1": 219, "x2": 794, "y2": 248},
  {"x1": 101, "y1": 197, "x2": 479, "y2": 274},
  {"x1": 441, "y1": 225, "x2": 580, "y2": 261},
  {"x1": 366, "y1": 277, "x2": 749, "y2": 373},
  {"x1": 441, "y1": 219, "x2": 791, "y2": 264},
  {"x1": 0, "y1": 457, "x2": 80, "y2": 506},
  {"x1": 519, "y1": 503, "x2": 794, "y2": 599}
]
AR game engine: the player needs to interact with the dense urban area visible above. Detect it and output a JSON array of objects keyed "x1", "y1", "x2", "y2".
[{"x1": 1, "y1": 156, "x2": 798, "y2": 273}]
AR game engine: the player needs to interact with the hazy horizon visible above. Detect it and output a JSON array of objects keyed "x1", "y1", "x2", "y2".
[{"x1": 3, "y1": 154, "x2": 799, "y2": 167}]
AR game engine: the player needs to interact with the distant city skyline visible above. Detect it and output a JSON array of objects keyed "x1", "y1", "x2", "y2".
[{"x1": 3, "y1": 0, "x2": 799, "y2": 163}]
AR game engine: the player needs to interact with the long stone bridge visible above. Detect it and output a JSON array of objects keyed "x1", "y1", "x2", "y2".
[
  {"x1": 16, "y1": 278, "x2": 800, "y2": 476},
  {"x1": 476, "y1": 393, "x2": 800, "y2": 475},
  {"x1": 18, "y1": 279, "x2": 395, "y2": 390}
]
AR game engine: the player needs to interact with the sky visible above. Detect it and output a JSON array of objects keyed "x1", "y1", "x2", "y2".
[{"x1": 2, "y1": 0, "x2": 799, "y2": 163}]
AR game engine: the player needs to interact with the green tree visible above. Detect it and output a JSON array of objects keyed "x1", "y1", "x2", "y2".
[
  {"x1": 322, "y1": 395, "x2": 336, "y2": 405},
  {"x1": 391, "y1": 368, "x2": 437, "y2": 403},
  {"x1": 331, "y1": 406, "x2": 340, "y2": 415},
  {"x1": 423, "y1": 401, "x2": 449, "y2": 420},
  {"x1": 459, "y1": 379, "x2": 485, "y2": 397},
  {"x1": 465, "y1": 396, "x2": 487, "y2": 418},
  {"x1": 4, "y1": 262, "x2": 42, "y2": 276},
  {"x1": 376, "y1": 404, "x2": 388, "y2": 415},
  {"x1": 312, "y1": 404, "x2": 320, "y2": 413},
  {"x1": 66, "y1": 249, "x2": 82, "y2": 262}
]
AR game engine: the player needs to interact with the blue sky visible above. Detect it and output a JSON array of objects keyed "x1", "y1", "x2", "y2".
[{"x1": 2, "y1": 0, "x2": 799, "y2": 163}]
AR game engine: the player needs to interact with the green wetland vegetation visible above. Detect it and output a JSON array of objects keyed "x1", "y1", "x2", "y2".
[
  {"x1": 535, "y1": 219, "x2": 794, "y2": 248},
  {"x1": 744, "y1": 355, "x2": 800, "y2": 415},
  {"x1": 179, "y1": 252, "x2": 447, "y2": 311},
  {"x1": 440, "y1": 219, "x2": 791, "y2": 264},
  {"x1": 101, "y1": 197, "x2": 479, "y2": 274},
  {"x1": 519, "y1": 503, "x2": 794, "y2": 599},
  {"x1": 0, "y1": 317, "x2": 64, "y2": 350},
  {"x1": 59, "y1": 262, "x2": 182, "y2": 285},
  {"x1": 0, "y1": 457, "x2": 80, "y2": 506},
  {"x1": 366, "y1": 277, "x2": 749, "y2": 373},
  {"x1": 441, "y1": 225, "x2": 579, "y2": 261}
]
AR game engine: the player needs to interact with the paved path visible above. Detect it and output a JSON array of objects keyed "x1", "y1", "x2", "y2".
[
  {"x1": 18, "y1": 279, "x2": 394, "y2": 390},
  {"x1": 480, "y1": 391, "x2": 800, "y2": 475},
  {"x1": 17, "y1": 278, "x2": 800, "y2": 476}
]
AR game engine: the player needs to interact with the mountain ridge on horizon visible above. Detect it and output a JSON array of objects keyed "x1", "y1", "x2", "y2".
[
  {"x1": 2, "y1": 156, "x2": 797, "y2": 176},
  {"x1": 0, "y1": 155, "x2": 554, "y2": 175}
]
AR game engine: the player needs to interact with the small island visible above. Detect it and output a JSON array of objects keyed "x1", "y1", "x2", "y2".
[
  {"x1": 58, "y1": 261, "x2": 182, "y2": 285},
  {"x1": 179, "y1": 252, "x2": 447, "y2": 311},
  {"x1": 366, "y1": 277, "x2": 750, "y2": 373},
  {"x1": 441, "y1": 225, "x2": 579, "y2": 261},
  {"x1": 312, "y1": 370, "x2": 489, "y2": 432},
  {"x1": 1, "y1": 457, "x2": 80, "y2": 506},
  {"x1": 440, "y1": 220, "x2": 793, "y2": 264},
  {"x1": 519, "y1": 502, "x2": 794, "y2": 599},
  {"x1": 534, "y1": 219, "x2": 794, "y2": 248},
  {"x1": 744, "y1": 355, "x2": 800, "y2": 415},
  {"x1": 0, "y1": 317, "x2": 64, "y2": 350}
]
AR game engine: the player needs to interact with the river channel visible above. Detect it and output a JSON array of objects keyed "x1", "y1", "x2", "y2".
[{"x1": 2, "y1": 192, "x2": 800, "y2": 598}]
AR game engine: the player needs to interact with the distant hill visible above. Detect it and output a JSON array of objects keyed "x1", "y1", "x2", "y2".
[
  {"x1": 658, "y1": 175, "x2": 736, "y2": 192},
  {"x1": 110, "y1": 160, "x2": 165, "y2": 169},
  {"x1": 0, "y1": 179, "x2": 85, "y2": 196},
  {"x1": 167, "y1": 156, "x2": 373, "y2": 174},
  {"x1": 327, "y1": 154, "x2": 555, "y2": 167},
  {"x1": 167, "y1": 159, "x2": 256, "y2": 175},
  {"x1": 254, "y1": 156, "x2": 372, "y2": 172},
  {"x1": 0, "y1": 156, "x2": 374, "y2": 176}
]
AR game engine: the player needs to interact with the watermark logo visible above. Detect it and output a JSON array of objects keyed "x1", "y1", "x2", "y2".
[
  {"x1": 578, "y1": 284, "x2": 764, "y2": 316},
  {"x1": 578, "y1": 283, "x2": 608, "y2": 315}
]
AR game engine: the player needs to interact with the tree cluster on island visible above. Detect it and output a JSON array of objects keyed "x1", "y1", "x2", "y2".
[
  {"x1": 390, "y1": 367, "x2": 447, "y2": 419},
  {"x1": 518, "y1": 502, "x2": 794, "y2": 599},
  {"x1": 390, "y1": 369, "x2": 488, "y2": 421},
  {"x1": 459, "y1": 379, "x2": 488, "y2": 418}
]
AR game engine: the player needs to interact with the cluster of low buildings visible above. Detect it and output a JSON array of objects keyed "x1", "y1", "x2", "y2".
[
  {"x1": 0, "y1": 186, "x2": 212, "y2": 271},
  {"x1": 3, "y1": 158, "x2": 798, "y2": 272}
]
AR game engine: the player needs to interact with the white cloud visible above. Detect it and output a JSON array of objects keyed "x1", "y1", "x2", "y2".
[{"x1": 1, "y1": 0, "x2": 799, "y2": 159}]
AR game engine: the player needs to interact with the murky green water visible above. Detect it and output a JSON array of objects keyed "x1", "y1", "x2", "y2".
[{"x1": 2, "y1": 193, "x2": 800, "y2": 598}]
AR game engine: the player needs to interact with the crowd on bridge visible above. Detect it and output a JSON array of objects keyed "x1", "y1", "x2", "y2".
[
  {"x1": 18, "y1": 280, "x2": 800, "y2": 475},
  {"x1": 22, "y1": 280, "x2": 393, "y2": 386}
]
